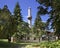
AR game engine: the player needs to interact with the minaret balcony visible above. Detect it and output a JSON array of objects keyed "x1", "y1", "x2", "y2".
[{"x1": 27, "y1": 16, "x2": 32, "y2": 20}]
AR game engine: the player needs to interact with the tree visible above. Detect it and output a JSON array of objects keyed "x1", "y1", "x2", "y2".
[
  {"x1": 14, "y1": 2, "x2": 23, "y2": 30},
  {"x1": 34, "y1": 13, "x2": 46, "y2": 42},
  {"x1": 0, "y1": 5, "x2": 13, "y2": 40},
  {"x1": 14, "y1": 2, "x2": 23, "y2": 22},
  {"x1": 16, "y1": 21, "x2": 30, "y2": 41},
  {"x1": 13, "y1": 2, "x2": 23, "y2": 40},
  {"x1": 36, "y1": 0, "x2": 60, "y2": 39},
  {"x1": 0, "y1": 8, "x2": 1, "y2": 31}
]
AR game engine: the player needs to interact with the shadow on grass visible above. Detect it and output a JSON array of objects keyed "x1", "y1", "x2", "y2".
[
  {"x1": 0, "y1": 41, "x2": 40, "y2": 48},
  {"x1": 0, "y1": 41, "x2": 27, "y2": 48}
]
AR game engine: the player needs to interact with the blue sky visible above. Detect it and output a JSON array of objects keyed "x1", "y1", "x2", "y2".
[{"x1": 0, "y1": 0, "x2": 49, "y2": 24}]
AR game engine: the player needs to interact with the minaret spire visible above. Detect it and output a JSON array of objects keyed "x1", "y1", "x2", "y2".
[{"x1": 27, "y1": 7, "x2": 32, "y2": 28}]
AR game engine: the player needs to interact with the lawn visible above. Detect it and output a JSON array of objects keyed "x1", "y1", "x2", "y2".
[
  {"x1": 0, "y1": 41, "x2": 33, "y2": 48},
  {"x1": 0, "y1": 41, "x2": 20, "y2": 48},
  {"x1": 0, "y1": 39, "x2": 60, "y2": 48},
  {"x1": 0, "y1": 39, "x2": 39, "y2": 48}
]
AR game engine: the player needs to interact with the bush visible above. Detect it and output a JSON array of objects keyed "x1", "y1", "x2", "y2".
[{"x1": 39, "y1": 40, "x2": 60, "y2": 48}]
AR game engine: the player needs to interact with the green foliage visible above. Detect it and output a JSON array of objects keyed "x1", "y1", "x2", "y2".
[
  {"x1": 0, "y1": 2, "x2": 30, "y2": 41},
  {"x1": 36, "y1": 0, "x2": 60, "y2": 39},
  {"x1": 33, "y1": 13, "x2": 46, "y2": 39},
  {"x1": 39, "y1": 41, "x2": 60, "y2": 48},
  {"x1": 17, "y1": 22, "x2": 30, "y2": 35},
  {"x1": 0, "y1": 5, "x2": 13, "y2": 38},
  {"x1": 14, "y1": 2, "x2": 23, "y2": 22},
  {"x1": 13, "y1": 2, "x2": 30, "y2": 40},
  {"x1": 13, "y1": 2, "x2": 23, "y2": 36}
]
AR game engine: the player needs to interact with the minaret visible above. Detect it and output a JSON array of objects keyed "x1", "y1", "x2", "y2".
[{"x1": 27, "y1": 7, "x2": 32, "y2": 28}]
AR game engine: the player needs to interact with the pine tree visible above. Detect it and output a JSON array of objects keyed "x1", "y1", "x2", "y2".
[
  {"x1": 34, "y1": 14, "x2": 42, "y2": 29},
  {"x1": 0, "y1": 5, "x2": 13, "y2": 40},
  {"x1": 13, "y1": 2, "x2": 23, "y2": 40},
  {"x1": 14, "y1": 2, "x2": 23, "y2": 29},
  {"x1": 34, "y1": 13, "x2": 46, "y2": 41},
  {"x1": 14, "y1": 2, "x2": 23, "y2": 23}
]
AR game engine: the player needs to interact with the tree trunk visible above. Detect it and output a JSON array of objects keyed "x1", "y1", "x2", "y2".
[
  {"x1": 58, "y1": 35, "x2": 60, "y2": 40},
  {"x1": 39, "y1": 37, "x2": 40, "y2": 42},
  {"x1": 8, "y1": 34, "x2": 11, "y2": 43},
  {"x1": 8, "y1": 37, "x2": 11, "y2": 43}
]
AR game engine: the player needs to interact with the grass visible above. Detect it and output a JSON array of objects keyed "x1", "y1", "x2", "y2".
[
  {"x1": 1, "y1": 39, "x2": 59, "y2": 48},
  {"x1": 0, "y1": 41, "x2": 34, "y2": 48},
  {"x1": 0, "y1": 39, "x2": 8, "y2": 42},
  {"x1": 0, "y1": 41, "x2": 33, "y2": 48},
  {"x1": 0, "y1": 39, "x2": 40, "y2": 48},
  {"x1": 0, "y1": 39, "x2": 51, "y2": 48},
  {"x1": 0, "y1": 41, "x2": 20, "y2": 48}
]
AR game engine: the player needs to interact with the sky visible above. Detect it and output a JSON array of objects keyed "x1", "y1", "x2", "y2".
[{"x1": 0, "y1": 0, "x2": 49, "y2": 25}]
